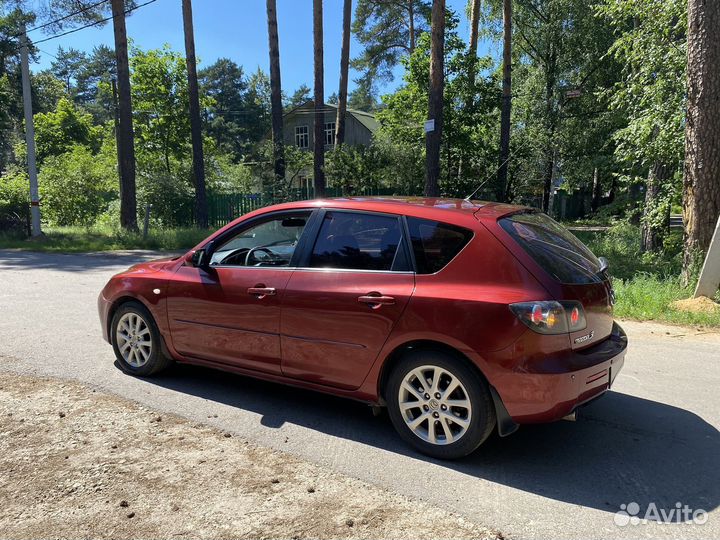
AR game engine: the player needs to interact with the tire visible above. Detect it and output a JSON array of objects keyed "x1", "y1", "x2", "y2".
[
  {"x1": 386, "y1": 349, "x2": 496, "y2": 459},
  {"x1": 110, "y1": 301, "x2": 173, "y2": 376}
]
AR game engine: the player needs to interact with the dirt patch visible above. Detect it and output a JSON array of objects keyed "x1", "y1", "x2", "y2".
[
  {"x1": 671, "y1": 295, "x2": 720, "y2": 314},
  {"x1": 0, "y1": 371, "x2": 499, "y2": 540}
]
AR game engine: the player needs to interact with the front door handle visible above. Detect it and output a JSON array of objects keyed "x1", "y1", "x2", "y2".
[
  {"x1": 248, "y1": 286, "x2": 276, "y2": 298},
  {"x1": 358, "y1": 293, "x2": 395, "y2": 308}
]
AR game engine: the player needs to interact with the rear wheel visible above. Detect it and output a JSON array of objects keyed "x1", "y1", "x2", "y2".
[
  {"x1": 386, "y1": 350, "x2": 496, "y2": 459},
  {"x1": 111, "y1": 301, "x2": 172, "y2": 376}
]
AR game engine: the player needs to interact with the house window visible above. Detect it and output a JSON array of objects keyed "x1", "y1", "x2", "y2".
[
  {"x1": 295, "y1": 126, "x2": 309, "y2": 149},
  {"x1": 324, "y1": 122, "x2": 336, "y2": 146}
]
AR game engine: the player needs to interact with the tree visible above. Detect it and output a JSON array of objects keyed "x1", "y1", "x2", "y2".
[
  {"x1": 266, "y1": 0, "x2": 285, "y2": 189},
  {"x1": 287, "y1": 84, "x2": 311, "y2": 109},
  {"x1": 352, "y1": 0, "x2": 430, "y2": 93},
  {"x1": 467, "y1": 0, "x2": 480, "y2": 83},
  {"x1": 32, "y1": 97, "x2": 101, "y2": 163},
  {"x1": 425, "y1": 0, "x2": 445, "y2": 197},
  {"x1": 496, "y1": 0, "x2": 511, "y2": 202},
  {"x1": 49, "y1": 46, "x2": 86, "y2": 95},
  {"x1": 313, "y1": 0, "x2": 325, "y2": 197},
  {"x1": 182, "y1": 0, "x2": 207, "y2": 228},
  {"x1": 335, "y1": 0, "x2": 352, "y2": 147},
  {"x1": 110, "y1": 0, "x2": 137, "y2": 230},
  {"x1": 600, "y1": 0, "x2": 685, "y2": 252},
  {"x1": 683, "y1": 0, "x2": 720, "y2": 278}
]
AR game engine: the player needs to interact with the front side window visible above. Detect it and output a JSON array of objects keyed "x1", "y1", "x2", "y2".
[
  {"x1": 407, "y1": 217, "x2": 473, "y2": 274},
  {"x1": 324, "y1": 122, "x2": 336, "y2": 145},
  {"x1": 309, "y1": 211, "x2": 407, "y2": 271},
  {"x1": 295, "y1": 125, "x2": 309, "y2": 148},
  {"x1": 209, "y1": 212, "x2": 310, "y2": 267}
]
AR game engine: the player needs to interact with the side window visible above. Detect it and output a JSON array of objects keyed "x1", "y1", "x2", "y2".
[
  {"x1": 309, "y1": 211, "x2": 408, "y2": 271},
  {"x1": 407, "y1": 217, "x2": 473, "y2": 274},
  {"x1": 209, "y1": 213, "x2": 310, "y2": 267}
]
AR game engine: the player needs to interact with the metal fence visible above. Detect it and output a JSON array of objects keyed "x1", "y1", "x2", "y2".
[{"x1": 203, "y1": 187, "x2": 397, "y2": 229}]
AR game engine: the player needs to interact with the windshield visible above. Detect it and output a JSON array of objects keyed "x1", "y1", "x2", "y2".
[{"x1": 500, "y1": 212, "x2": 603, "y2": 285}]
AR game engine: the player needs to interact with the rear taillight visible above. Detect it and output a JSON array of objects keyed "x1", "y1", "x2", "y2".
[{"x1": 509, "y1": 301, "x2": 586, "y2": 335}]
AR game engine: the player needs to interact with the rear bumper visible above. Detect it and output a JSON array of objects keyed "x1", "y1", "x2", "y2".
[{"x1": 498, "y1": 322, "x2": 628, "y2": 424}]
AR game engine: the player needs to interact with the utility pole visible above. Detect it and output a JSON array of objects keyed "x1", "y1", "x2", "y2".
[{"x1": 19, "y1": 25, "x2": 42, "y2": 237}]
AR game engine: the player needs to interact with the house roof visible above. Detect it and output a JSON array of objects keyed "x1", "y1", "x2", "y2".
[{"x1": 283, "y1": 101, "x2": 379, "y2": 134}]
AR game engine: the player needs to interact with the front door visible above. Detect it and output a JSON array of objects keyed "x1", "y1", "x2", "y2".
[
  {"x1": 166, "y1": 211, "x2": 311, "y2": 374},
  {"x1": 280, "y1": 210, "x2": 415, "y2": 389}
]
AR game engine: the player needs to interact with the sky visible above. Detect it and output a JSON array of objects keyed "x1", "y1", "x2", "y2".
[{"x1": 29, "y1": 0, "x2": 493, "y2": 100}]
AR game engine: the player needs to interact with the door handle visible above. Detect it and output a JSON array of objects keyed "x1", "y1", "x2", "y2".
[
  {"x1": 248, "y1": 286, "x2": 276, "y2": 297},
  {"x1": 358, "y1": 294, "x2": 395, "y2": 308}
]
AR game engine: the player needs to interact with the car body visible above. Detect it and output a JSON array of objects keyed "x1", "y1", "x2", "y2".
[{"x1": 99, "y1": 197, "x2": 627, "y2": 458}]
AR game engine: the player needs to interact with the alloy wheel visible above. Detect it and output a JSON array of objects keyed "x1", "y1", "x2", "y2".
[
  {"x1": 115, "y1": 312, "x2": 152, "y2": 368},
  {"x1": 398, "y1": 364, "x2": 473, "y2": 445}
]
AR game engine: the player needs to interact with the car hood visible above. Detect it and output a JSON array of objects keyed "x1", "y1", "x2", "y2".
[{"x1": 125, "y1": 256, "x2": 180, "y2": 274}]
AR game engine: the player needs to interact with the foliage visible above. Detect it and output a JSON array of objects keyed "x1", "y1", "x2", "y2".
[
  {"x1": 31, "y1": 97, "x2": 101, "y2": 163},
  {"x1": 325, "y1": 144, "x2": 383, "y2": 192},
  {"x1": 199, "y1": 58, "x2": 266, "y2": 161},
  {"x1": 376, "y1": 10, "x2": 499, "y2": 197},
  {"x1": 38, "y1": 144, "x2": 116, "y2": 226}
]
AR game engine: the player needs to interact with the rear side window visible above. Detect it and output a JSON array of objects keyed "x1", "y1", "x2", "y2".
[
  {"x1": 407, "y1": 217, "x2": 473, "y2": 274},
  {"x1": 500, "y1": 212, "x2": 602, "y2": 284},
  {"x1": 310, "y1": 211, "x2": 408, "y2": 271}
]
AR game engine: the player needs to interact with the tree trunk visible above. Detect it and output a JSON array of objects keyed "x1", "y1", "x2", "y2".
[
  {"x1": 408, "y1": 0, "x2": 416, "y2": 53},
  {"x1": 266, "y1": 0, "x2": 285, "y2": 191},
  {"x1": 313, "y1": 0, "x2": 326, "y2": 197},
  {"x1": 496, "y1": 0, "x2": 512, "y2": 202},
  {"x1": 335, "y1": 0, "x2": 351, "y2": 147},
  {"x1": 111, "y1": 0, "x2": 137, "y2": 231},
  {"x1": 464, "y1": 0, "x2": 480, "y2": 115},
  {"x1": 641, "y1": 161, "x2": 670, "y2": 253},
  {"x1": 424, "y1": 0, "x2": 445, "y2": 198},
  {"x1": 541, "y1": 50, "x2": 557, "y2": 213},
  {"x1": 591, "y1": 167, "x2": 601, "y2": 211},
  {"x1": 182, "y1": 0, "x2": 208, "y2": 228},
  {"x1": 682, "y1": 0, "x2": 720, "y2": 280}
]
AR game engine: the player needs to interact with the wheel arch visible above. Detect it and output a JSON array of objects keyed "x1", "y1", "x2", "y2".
[
  {"x1": 377, "y1": 339, "x2": 490, "y2": 404},
  {"x1": 106, "y1": 295, "x2": 151, "y2": 345}
]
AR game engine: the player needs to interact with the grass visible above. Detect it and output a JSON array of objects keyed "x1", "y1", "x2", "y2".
[
  {"x1": 575, "y1": 222, "x2": 720, "y2": 328},
  {"x1": 0, "y1": 225, "x2": 211, "y2": 253}
]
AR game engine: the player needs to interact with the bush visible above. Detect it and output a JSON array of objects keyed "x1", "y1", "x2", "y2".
[
  {"x1": 0, "y1": 167, "x2": 30, "y2": 233},
  {"x1": 38, "y1": 145, "x2": 117, "y2": 226}
]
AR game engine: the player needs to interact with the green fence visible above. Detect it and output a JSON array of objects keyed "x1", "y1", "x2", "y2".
[{"x1": 203, "y1": 187, "x2": 397, "y2": 229}]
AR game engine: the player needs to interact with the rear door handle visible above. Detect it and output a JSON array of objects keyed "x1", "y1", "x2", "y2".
[
  {"x1": 358, "y1": 294, "x2": 396, "y2": 308},
  {"x1": 248, "y1": 286, "x2": 276, "y2": 297}
]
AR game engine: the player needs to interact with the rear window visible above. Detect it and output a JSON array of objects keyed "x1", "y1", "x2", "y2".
[
  {"x1": 407, "y1": 217, "x2": 473, "y2": 274},
  {"x1": 500, "y1": 212, "x2": 602, "y2": 284}
]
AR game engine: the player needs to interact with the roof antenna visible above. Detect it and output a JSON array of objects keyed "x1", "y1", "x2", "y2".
[{"x1": 464, "y1": 180, "x2": 487, "y2": 202}]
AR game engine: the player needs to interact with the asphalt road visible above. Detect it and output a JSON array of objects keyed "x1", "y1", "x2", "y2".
[{"x1": 1, "y1": 249, "x2": 719, "y2": 540}]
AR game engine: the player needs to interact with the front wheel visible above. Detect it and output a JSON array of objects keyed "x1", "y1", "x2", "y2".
[
  {"x1": 111, "y1": 301, "x2": 172, "y2": 376},
  {"x1": 386, "y1": 350, "x2": 496, "y2": 459}
]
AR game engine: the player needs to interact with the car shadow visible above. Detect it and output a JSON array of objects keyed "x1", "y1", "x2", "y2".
[
  {"x1": 145, "y1": 361, "x2": 720, "y2": 518},
  {"x1": 0, "y1": 249, "x2": 180, "y2": 272}
]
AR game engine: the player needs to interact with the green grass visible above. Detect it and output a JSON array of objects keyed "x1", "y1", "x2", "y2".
[
  {"x1": 576, "y1": 223, "x2": 720, "y2": 328},
  {"x1": 613, "y1": 275, "x2": 720, "y2": 327},
  {"x1": 0, "y1": 225, "x2": 211, "y2": 253}
]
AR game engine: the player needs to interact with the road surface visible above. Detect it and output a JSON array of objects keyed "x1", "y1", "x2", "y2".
[{"x1": 1, "y1": 249, "x2": 718, "y2": 539}]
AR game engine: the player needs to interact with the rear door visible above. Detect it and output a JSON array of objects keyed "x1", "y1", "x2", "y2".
[{"x1": 280, "y1": 210, "x2": 415, "y2": 389}]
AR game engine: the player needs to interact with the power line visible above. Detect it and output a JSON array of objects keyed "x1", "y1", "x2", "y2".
[
  {"x1": 20, "y1": 0, "x2": 110, "y2": 37},
  {"x1": 15, "y1": 0, "x2": 158, "y2": 50}
]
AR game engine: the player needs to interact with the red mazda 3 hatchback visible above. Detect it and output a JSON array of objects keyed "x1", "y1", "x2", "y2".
[{"x1": 99, "y1": 197, "x2": 627, "y2": 459}]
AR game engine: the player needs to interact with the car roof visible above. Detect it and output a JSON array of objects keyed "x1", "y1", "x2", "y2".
[{"x1": 264, "y1": 196, "x2": 529, "y2": 225}]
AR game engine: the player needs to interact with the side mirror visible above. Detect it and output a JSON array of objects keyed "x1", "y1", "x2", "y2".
[
  {"x1": 598, "y1": 256, "x2": 609, "y2": 274},
  {"x1": 190, "y1": 248, "x2": 210, "y2": 269}
]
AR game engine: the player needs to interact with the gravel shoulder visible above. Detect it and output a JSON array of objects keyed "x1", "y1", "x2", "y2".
[{"x1": 0, "y1": 371, "x2": 499, "y2": 540}]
